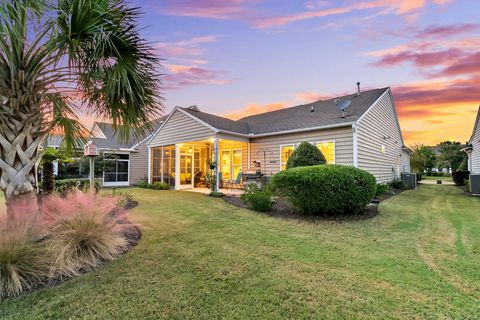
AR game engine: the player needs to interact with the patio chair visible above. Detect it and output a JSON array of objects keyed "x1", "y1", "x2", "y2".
[{"x1": 227, "y1": 172, "x2": 244, "y2": 190}]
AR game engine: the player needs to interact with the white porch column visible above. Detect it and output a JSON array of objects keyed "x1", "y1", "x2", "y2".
[
  {"x1": 213, "y1": 136, "x2": 219, "y2": 192},
  {"x1": 467, "y1": 151, "x2": 472, "y2": 172},
  {"x1": 147, "y1": 147, "x2": 151, "y2": 183},
  {"x1": 175, "y1": 144, "x2": 180, "y2": 190}
]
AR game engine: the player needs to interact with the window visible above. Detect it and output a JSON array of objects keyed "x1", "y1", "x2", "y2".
[
  {"x1": 104, "y1": 153, "x2": 129, "y2": 184},
  {"x1": 316, "y1": 141, "x2": 335, "y2": 164},
  {"x1": 163, "y1": 146, "x2": 176, "y2": 186},
  {"x1": 280, "y1": 145, "x2": 295, "y2": 171},
  {"x1": 220, "y1": 149, "x2": 242, "y2": 180},
  {"x1": 152, "y1": 147, "x2": 162, "y2": 183}
]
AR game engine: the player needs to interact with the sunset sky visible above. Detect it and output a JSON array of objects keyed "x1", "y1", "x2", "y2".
[{"x1": 85, "y1": 0, "x2": 479, "y2": 146}]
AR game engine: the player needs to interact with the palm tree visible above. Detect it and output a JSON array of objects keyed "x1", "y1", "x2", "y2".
[{"x1": 0, "y1": 0, "x2": 162, "y2": 213}]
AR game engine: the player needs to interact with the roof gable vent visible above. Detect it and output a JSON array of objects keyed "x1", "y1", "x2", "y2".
[{"x1": 187, "y1": 105, "x2": 200, "y2": 111}]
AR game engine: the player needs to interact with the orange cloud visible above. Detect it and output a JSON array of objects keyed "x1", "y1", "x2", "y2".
[{"x1": 225, "y1": 102, "x2": 288, "y2": 120}]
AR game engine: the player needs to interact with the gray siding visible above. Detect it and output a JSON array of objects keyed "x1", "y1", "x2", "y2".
[
  {"x1": 471, "y1": 117, "x2": 480, "y2": 173},
  {"x1": 250, "y1": 126, "x2": 354, "y2": 176},
  {"x1": 401, "y1": 150, "x2": 411, "y2": 173},
  {"x1": 129, "y1": 140, "x2": 149, "y2": 184},
  {"x1": 149, "y1": 109, "x2": 215, "y2": 147},
  {"x1": 357, "y1": 90, "x2": 404, "y2": 183}
]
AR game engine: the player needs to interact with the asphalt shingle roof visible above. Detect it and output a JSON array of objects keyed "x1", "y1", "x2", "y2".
[
  {"x1": 92, "y1": 117, "x2": 166, "y2": 149},
  {"x1": 177, "y1": 87, "x2": 389, "y2": 136}
]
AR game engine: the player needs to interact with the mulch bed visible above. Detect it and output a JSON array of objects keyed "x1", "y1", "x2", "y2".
[{"x1": 224, "y1": 195, "x2": 379, "y2": 223}]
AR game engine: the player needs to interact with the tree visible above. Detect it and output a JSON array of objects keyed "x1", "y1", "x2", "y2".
[
  {"x1": 0, "y1": 1, "x2": 162, "y2": 212},
  {"x1": 286, "y1": 142, "x2": 326, "y2": 169},
  {"x1": 410, "y1": 144, "x2": 436, "y2": 172},
  {"x1": 437, "y1": 141, "x2": 466, "y2": 172}
]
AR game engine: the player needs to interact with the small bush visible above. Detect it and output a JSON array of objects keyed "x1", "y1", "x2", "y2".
[
  {"x1": 43, "y1": 194, "x2": 129, "y2": 278},
  {"x1": 465, "y1": 180, "x2": 470, "y2": 193},
  {"x1": 102, "y1": 190, "x2": 134, "y2": 208},
  {"x1": 0, "y1": 218, "x2": 50, "y2": 299},
  {"x1": 241, "y1": 184, "x2": 272, "y2": 212},
  {"x1": 138, "y1": 179, "x2": 151, "y2": 189},
  {"x1": 271, "y1": 165, "x2": 376, "y2": 215},
  {"x1": 452, "y1": 171, "x2": 469, "y2": 186},
  {"x1": 54, "y1": 178, "x2": 101, "y2": 195},
  {"x1": 152, "y1": 182, "x2": 170, "y2": 190},
  {"x1": 375, "y1": 183, "x2": 390, "y2": 197},
  {"x1": 286, "y1": 142, "x2": 326, "y2": 169},
  {"x1": 209, "y1": 191, "x2": 224, "y2": 198},
  {"x1": 389, "y1": 179, "x2": 404, "y2": 189}
]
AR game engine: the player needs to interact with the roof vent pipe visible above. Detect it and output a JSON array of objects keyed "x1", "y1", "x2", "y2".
[
  {"x1": 356, "y1": 82, "x2": 361, "y2": 95},
  {"x1": 311, "y1": 105, "x2": 314, "y2": 112}
]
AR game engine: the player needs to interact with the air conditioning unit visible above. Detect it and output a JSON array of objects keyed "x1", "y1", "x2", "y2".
[
  {"x1": 470, "y1": 174, "x2": 480, "y2": 195},
  {"x1": 401, "y1": 172, "x2": 417, "y2": 189}
]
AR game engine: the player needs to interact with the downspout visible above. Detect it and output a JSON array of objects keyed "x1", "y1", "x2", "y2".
[{"x1": 352, "y1": 123, "x2": 358, "y2": 167}]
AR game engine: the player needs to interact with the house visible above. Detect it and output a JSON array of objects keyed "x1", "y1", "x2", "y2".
[
  {"x1": 462, "y1": 107, "x2": 480, "y2": 173},
  {"x1": 45, "y1": 118, "x2": 164, "y2": 187},
  {"x1": 147, "y1": 87, "x2": 410, "y2": 191}
]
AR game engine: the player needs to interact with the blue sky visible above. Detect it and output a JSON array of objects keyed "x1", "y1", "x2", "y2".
[{"x1": 104, "y1": 0, "x2": 480, "y2": 145}]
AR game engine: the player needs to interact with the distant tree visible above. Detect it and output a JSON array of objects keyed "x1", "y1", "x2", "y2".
[
  {"x1": 410, "y1": 145, "x2": 437, "y2": 172},
  {"x1": 286, "y1": 142, "x2": 326, "y2": 169},
  {"x1": 437, "y1": 141, "x2": 466, "y2": 172}
]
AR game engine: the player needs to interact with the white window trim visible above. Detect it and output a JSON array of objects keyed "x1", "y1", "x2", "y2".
[
  {"x1": 315, "y1": 140, "x2": 336, "y2": 164},
  {"x1": 102, "y1": 151, "x2": 130, "y2": 186}
]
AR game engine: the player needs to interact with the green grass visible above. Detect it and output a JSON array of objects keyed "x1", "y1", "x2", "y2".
[
  {"x1": 1, "y1": 186, "x2": 480, "y2": 319},
  {"x1": 422, "y1": 175, "x2": 452, "y2": 181}
]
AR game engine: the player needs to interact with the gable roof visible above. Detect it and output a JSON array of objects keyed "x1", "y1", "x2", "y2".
[
  {"x1": 160, "y1": 87, "x2": 390, "y2": 137},
  {"x1": 468, "y1": 107, "x2": 480, "y2": 144},
  {"x1": 92, "y1": 117, "x2": 166, "y2": 150},
  {"x1": 240, "y1": 88, "x2": 389, "y2": 135}
]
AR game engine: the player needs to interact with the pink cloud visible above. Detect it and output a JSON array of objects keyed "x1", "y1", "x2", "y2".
[
  {"x1": 416, "y1": 23, "x2": 480, "y2": 39},
  {"x1": 158, "y1": 0, "x2": 254, "y2": 19},
  {"x1": 294, "y1": 91, "x2": 332, "y2": 103},
  {"x1": 435, "y1": 52, "x2": 480, "y2": 77},
  {"x1": 163, "y1": 63, "x2": 233, "y2": 90},
  {"x1": 154, "y1": 35, "x2": 221, "y2": 62},
  {"x1": 373, "y1": 48, "x2": 464, "y2": 67}
]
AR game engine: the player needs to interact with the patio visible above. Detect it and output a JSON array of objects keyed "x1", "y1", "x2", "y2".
[{"x1": 184, "y1": 187, "x2": 245, "y2": 196}]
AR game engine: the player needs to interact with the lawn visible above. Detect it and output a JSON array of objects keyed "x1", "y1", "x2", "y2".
[
  {"x1": 422, "y1": 175, "x2": 452, "y2": 181},
  {"x1": 1, "y1": 185, "x2": 480, "y2": 319}
]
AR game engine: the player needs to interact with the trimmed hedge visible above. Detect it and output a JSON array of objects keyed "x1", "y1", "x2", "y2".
[
  {"x1": 452, "y1": 171, "x2": 469, "y2": 186},
  {"x1": 286, "y1": 142, "x2": 326, "y2": 169},
  {"x1": 271, "y1": 165, "x2": 376, "y2": 215},
  {"x1": 54, "y1": 178, "x2": 101, "y2": 195}
]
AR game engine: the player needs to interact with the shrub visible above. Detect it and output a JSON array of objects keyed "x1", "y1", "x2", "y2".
[
  {"x1": 416, "y1": 172, "x2": 423, "y2": 182},
  {"x1": 465, "y1": 180, "x2": 470, "y2": 193},
  {"x1": 286, "y1": 142, "x2": 326, "y2": 169},
  {"x1": 389, "y1": 179, "x2": 404, "y2": 190},
  {"x1": 43, "y1": 194, "x2": 129, "y2": 278},
  {"x1": 457, "y1": 157, "x2": 468, "y2": 172},
  {"x1": 152, "y1": 182, "x2": 170, "y2": 190},
  {"x1": 375, "y1": 183, "x2": 390, "y2": 197},
  {"x1": 54, "y1": 178, "x2": 101, "y2": 195},
  {"x1": 241, "y1": 184, "x2": 272, "y2": 212},
  {"x1": 102, "y1": 190, "x2": 134, "y2": 208},
  {"x1": 209, "y1": 191, "x2": 224, "y2": 198},
  {"x1": 138, "y1": 179, "x2": 151, "y2": 189},
  {"x1": 452, "y1": 171, "x2": 469, "y2": 186},
  {"x1": 0, "y1": 220, "x2": 50, "y2": 299},
  {"x1": 271, "y1": 165, "x2": 376, "y2": 215}
]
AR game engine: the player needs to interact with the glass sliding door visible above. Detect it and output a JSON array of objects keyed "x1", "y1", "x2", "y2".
[
  {"x1": 232, "y1": 150, "x2": 242, "y2": 180},
  {"x1": 221, "y1": 150, "x2": 232, "y2": 180},
  {"x1": 162, "y1": 146, "x2": 175, "y2": 187}
]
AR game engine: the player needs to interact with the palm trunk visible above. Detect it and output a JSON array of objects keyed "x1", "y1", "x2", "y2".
[
  {"x1": 0, "y1": 109, "x2": 44, "y2": 220},
  {"x1": 42, "y1": 161, "x2": 54, "y2": 194}
]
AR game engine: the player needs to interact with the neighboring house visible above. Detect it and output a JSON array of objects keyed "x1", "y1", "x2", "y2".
[
  {"x1": 463, "y1": 107, "x2": 480, "y2": 173},
  {"x1": 147, "y1": 87, "x2": 410, "y2": 190},
  {"x1": 45, "y1": 118, "x2": 164, "y2": 187}
]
